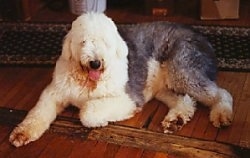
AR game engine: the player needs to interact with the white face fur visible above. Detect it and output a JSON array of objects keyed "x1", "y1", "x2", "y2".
[{"x1": 61, "y1": 13, "x2": 128, "y2": 81}]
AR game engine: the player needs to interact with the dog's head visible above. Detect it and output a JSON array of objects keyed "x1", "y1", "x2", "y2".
[{"x1": 61, "y1": 13, "x2": 128, "y2": 81}]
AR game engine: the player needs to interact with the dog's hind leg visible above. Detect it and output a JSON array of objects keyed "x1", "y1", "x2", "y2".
[
  {"x1": 155, "y1": 89, "x2": 196, "y2": 133},
  {"x1": 9, "y1": 83, "x2": 67, "y2": 147},
  {"x1": 185, "y1": 79, "x2": 233, "y2": 128}
]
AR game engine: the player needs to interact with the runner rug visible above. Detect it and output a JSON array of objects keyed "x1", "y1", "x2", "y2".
[{"x1": 0, "y1": 22, "x2": 249, "y2": 71}]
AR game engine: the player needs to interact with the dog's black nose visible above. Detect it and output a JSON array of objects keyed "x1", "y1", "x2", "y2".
[{"x1": 89, "y1": 60, "x2": 101, "y2": 69}]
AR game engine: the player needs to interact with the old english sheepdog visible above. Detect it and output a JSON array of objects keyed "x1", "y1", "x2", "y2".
[{"x1": 9, "y1": 13, "x2": 233, "y2": 147}]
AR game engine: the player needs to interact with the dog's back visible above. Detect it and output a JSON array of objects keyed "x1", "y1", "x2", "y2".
[{"x1": 118, "y1": 22, "x2": 217, "y2": 105}]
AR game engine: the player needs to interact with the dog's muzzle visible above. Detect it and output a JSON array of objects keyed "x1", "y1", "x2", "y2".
[{"x1": 87, "y1": 60, "x2": 103, "y2": 81}]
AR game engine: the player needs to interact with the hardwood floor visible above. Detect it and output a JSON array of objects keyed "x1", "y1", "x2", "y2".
[
  {"x1": 0, "y1": 0, "x2": 250, "y2": 157},
  {"x1": 0, "y1": 60, "x2": 250, "y2": 157}
]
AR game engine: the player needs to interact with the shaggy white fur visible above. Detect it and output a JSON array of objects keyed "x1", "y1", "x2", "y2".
[
  {"x1": 9, "y1": 13, "x2": 137, "y2": 147},
  {"x1": 9, "y1": 13, "x2": 233, "y2": 147}
]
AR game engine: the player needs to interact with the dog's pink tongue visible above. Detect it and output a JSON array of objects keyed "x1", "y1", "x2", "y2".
[{"x1": 88, "y1": 70, "x2": 101, "y2": 81}]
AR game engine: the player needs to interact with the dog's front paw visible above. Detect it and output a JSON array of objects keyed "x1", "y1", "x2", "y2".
[
  {"x1": 80, "y1": 117, "x2": 109, "y2": 128},
  {"x1": 9, "y1": 127, "x2": 32, "y2": 147}
]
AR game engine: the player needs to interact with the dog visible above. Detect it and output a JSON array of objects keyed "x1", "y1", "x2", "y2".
[{"x1": 9, "y1": 13, "x2": 233, "y2": 147}]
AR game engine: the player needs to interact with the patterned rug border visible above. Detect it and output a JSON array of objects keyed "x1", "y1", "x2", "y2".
[{"x1": 0, "y1": 22, "x2": 250, "y2": 72}]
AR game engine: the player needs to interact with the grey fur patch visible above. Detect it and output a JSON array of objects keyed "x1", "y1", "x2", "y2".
[{"x1": 118, "y1": 22, "x2": 217, "y2": 106}]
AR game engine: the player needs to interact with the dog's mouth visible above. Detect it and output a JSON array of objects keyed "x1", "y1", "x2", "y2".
[
  {"x1": 88, "y1": 69, "x2": 102, "y2": 81},
  {"x1": 81, "y1": 60, "x2": 103, "y2": 81}
]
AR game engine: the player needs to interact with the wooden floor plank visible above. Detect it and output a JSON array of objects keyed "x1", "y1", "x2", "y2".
[
  {"x1": 0, "y1": 67, "x2": 29, "y2": 107},
  {"x1": 0, "y1": 71, "x2": 34, "y2": 108},
  {"x1": 0, "y1": 126, "x2": 11, "y2": 144},
  {"x1": 0, "y1": 131, "x2": 17, "y2": 158},
  {"x1": 240, "y1": 107, "x2": 250, "y2": 149},
  {"x1": 216, "y1": 72, "x2": 248, "y2": 144},
  {"x1": 0, "y1": 67, "x2": 11, "y2": 83},
  {"x1": 116, "y1": 99, "x2": 159, "y2": 128},
  {"x1": 203, "y1": 122, "x2": 219, "y2": 141},
  {"x1": 147, "y1": 102, "x2": 168, "y2": 132},
  {"x1": 103, "y1": 143, "x2": 121, "y2": 158},
  {"x1": 67, "y1": 140, "x2": 97, "y2": 158},
  {"x1": 153, "y1": 152, "x2": 169, "y2": 158},
  {"x1": 0, "y1": 67, "x2": 24, "y2": 86},
  {"x1": 38, "y1": 135, "x2": 77, "y2": 158},
  {"x1": 191, "y1": 106, "x2": 211, "y2": 140},
  {"x1": 14, "y1": 69, "x2": 52, "y2": 110},
  {"x1": 114, "y1": 146, "x2": 144, "y2": 158},
  {"x1": 219, "y1": 73, "x2": 249, "y2": 145},
  {"x1": 87, "y1": 141, "x2": 108, "y2": 158},
  {"x1": 175, "y1": 105, "x2": 201, "y2": 137},
  {"x1": 141, "y1": 150, "x2": 157, "y2": 158},
  {"x1": 0, "y1": 68, "x2": 50, "y2": 109},
  {"x1": 237, "y1": 73, "x2": 250, "y2": 148},
  {"x1": 224, "y1": 108, "x2": 248, "y2": 146}
]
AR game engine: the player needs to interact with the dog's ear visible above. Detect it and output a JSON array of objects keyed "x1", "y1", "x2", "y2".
[
  {"x1": 116, "y1": 34, "x2": 128, "y2": 59},
  {"x1": 61, "y1": 31, "x2": 72, "y2": 60}
]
